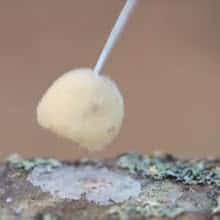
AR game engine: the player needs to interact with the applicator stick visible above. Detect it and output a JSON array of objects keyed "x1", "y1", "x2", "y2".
[{"x1": 94, "y1": 0, "x2": 138, "y2": 76}]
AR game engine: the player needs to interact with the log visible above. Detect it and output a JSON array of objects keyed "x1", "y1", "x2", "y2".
[{"x1": 1, "y1": 152, "x2": 220, "y2": 220}]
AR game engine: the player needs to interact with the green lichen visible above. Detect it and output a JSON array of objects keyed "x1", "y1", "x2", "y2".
[
  {"x1": 107, "y1": 203, "x2": 184, "y2": 220},
  {"x1": 106, "y1": 179, "x2": 215, "y2": 219},
  {"x1": 7, "y1": 154, "x2": 61, "y2": 171},
  {"x1": 34, "y1": 212, "x2": 60, "y2": 220},
  {"x1": 212, "y1": 196, "x2": 220, "y2": 214},
  {"x1": 0, "y1": 209, "x2": 12, "y2": 220},
  {"x1": 117, "y1": 152, "x2": 220, "y2": 186}
]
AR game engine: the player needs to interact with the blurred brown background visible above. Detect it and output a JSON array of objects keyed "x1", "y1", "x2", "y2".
[{"x1": 0, "y1": 0, "x2": 220, "y2": 160}]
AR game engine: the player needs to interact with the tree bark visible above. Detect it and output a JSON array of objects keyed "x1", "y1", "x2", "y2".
[{"x1": 1, "y1": 153, "x2": 220, "y2": 220}]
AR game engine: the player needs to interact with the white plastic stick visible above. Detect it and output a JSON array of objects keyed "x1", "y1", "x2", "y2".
[{"x1": 94, "y1": 0, "x2": 138, "y2": 76}]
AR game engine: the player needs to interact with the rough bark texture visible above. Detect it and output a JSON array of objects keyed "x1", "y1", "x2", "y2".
[{"x1": 1, "y1": 153, "x2": 220, "y2": 220}]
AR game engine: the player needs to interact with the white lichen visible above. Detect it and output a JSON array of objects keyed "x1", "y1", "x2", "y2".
[{"x1": 27, "y1": 165, "x2": 141, "y2": 205}]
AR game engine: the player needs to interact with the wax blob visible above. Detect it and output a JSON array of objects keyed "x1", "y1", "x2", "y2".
[{"x1": 37, "y1": 68, "x2": 124, "y2": 150}]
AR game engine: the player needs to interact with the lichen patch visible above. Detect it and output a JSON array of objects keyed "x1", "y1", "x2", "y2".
[
  {"x1": 117, "y1": 152, "x2": 220, "y2": 186},
  {"x1": 27, "y1": 165, "x2": 141, "y2": 205},
  {"x1": 106, "y1": 181, "x2": 214, "y2": 219}
]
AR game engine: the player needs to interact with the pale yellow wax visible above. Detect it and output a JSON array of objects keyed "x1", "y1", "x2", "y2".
[{"x1": 37, "y1": 68, "x2": 124, "y2": 151}]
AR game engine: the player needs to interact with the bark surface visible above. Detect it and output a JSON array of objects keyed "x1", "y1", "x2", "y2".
[{"x1": 1, "y1": 153, "x2": 220, "y2": 220}]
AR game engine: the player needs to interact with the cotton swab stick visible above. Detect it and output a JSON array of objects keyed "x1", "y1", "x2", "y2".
[{"x1": 94, "y1": 0, "x2": 138, "y2": 76}]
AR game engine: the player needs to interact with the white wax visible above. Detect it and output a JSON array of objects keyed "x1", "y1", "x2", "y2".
[{"x1": 37, "y1": 68, "x2": 124, "y2": 150}]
